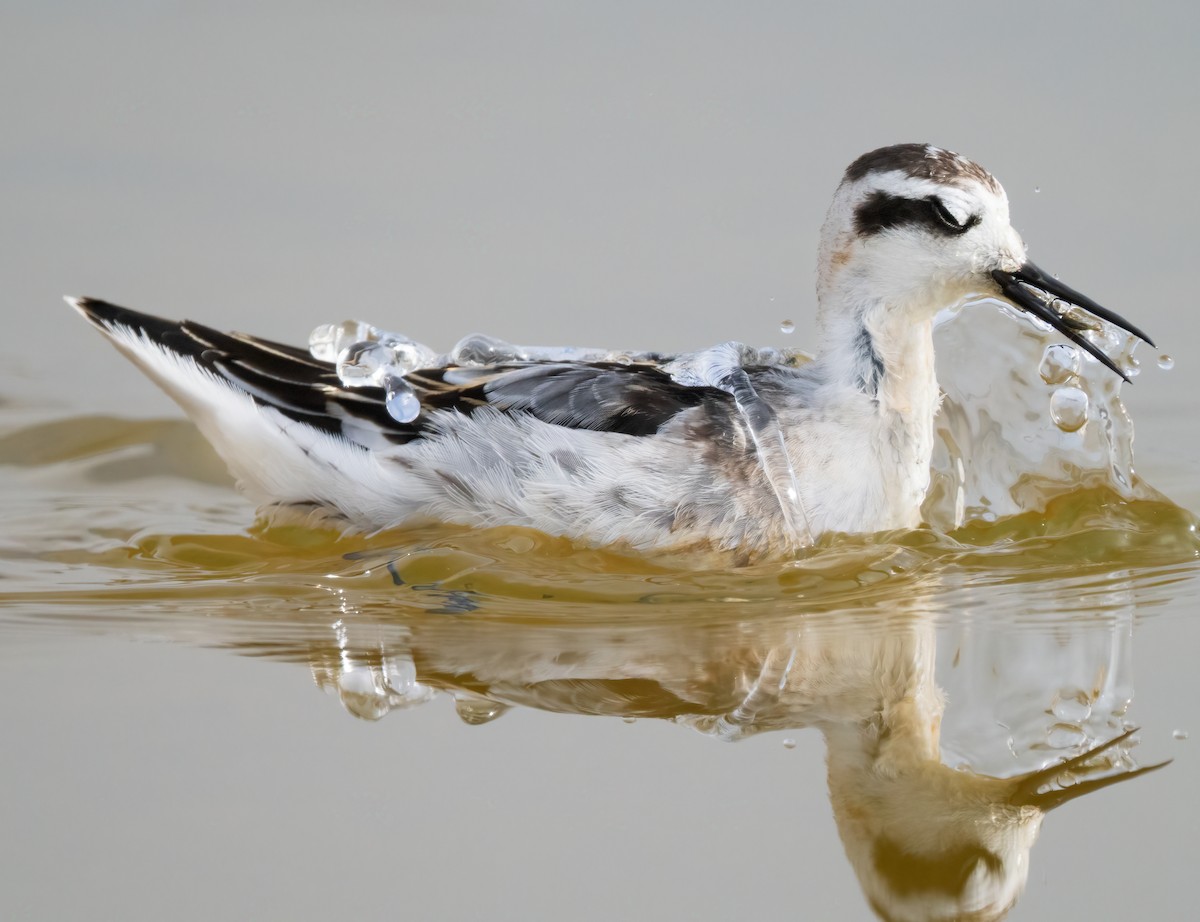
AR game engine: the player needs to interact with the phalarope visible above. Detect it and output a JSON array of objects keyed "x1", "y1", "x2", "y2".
[{"x1": 72, "y1": 144, "x2": 1152, "y2": 558}]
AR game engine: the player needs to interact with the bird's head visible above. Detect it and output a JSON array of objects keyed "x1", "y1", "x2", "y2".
[
  {"x1": 817, "y1": 144, "x2": 1151, "y2": 378},
  {"x1": 828, "y1": 727, "x2": 1168, "y2": 922}
]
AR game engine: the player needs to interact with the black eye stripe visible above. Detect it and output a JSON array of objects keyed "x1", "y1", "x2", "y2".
[{"x1": 854, "y1": 191, "x2": 980, "y2": 238}]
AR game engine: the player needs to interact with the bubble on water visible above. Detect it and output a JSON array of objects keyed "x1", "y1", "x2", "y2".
[
  {"x1": 1174, "y1": 729, "x2": 1189, "y2": 741},
  {"x1": 1034, "y1": 186, "x2": 1041, "y2": 194},
  {"x1": 1158, "y1": 354, "x2": 1175, "y2": 371},
  {"x1": 337, "y1": 340, "x2": 395, "y2": 387},
  {"x1": 1049, "y1": 386, "x2": 1089, "y2": 432},
  {"x1": 779, "y1": 319, "x2": 795, "y2": 335},
  {"x1": 1039, "y1": 343, "x2": 1080, "y2": 385},
  {"x1": 309, "y1": 320, "x2": 377, "y2": 362},
  {"x1": 622, "y1": 717, "x2": 637, "y2": 725},
  {"x1": 384, "y1": 376, "x2": 421, "y2": 423},
  {"x1": 782, "y1": 737, "x2": 797, "y2": 750}
]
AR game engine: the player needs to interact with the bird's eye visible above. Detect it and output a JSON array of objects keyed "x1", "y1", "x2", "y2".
[{"x1": 928, "y1": 198, "x2": 976, "y2": 234}]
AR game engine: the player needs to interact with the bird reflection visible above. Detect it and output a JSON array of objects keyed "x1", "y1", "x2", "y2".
[{"x1": 297, "y1": 586, "x2": 1165, "y2": 922}]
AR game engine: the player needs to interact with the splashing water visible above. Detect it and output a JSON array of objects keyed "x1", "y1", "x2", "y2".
[
  {"x1": 1039, "y1": 343, "x2": 1080, "y2": 385},
  {"x1": 309, "y1": 320, "x2": 441, "y2": 422},
  {"x1": 663, "y1": 342, "x2": 814, "y2": 548},
  {"x1": 924, "y1": 297, "x2": 1153, "y2": 531},
  {"x1": 1049, "y1": 386, "x2": 1089, "y2": 433},
  {"x1": 311, "y1": 294, "x2": 1152, "y2": 538}
]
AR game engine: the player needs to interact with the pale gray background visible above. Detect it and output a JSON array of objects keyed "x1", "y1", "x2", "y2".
[{"x1": 2, "y1": 3, "x2": 1198, "y2": 920}]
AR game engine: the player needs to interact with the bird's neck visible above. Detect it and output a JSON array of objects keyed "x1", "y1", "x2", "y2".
[
  {"x1": 808, "y1": 295, "x2": 943, "y2": 530},
  {"x1": 820, "y1": 624, "x2": 944, "y2": 778},
  {"x1": 816, "y1": 295, "x2": 940, "y2": 416}
]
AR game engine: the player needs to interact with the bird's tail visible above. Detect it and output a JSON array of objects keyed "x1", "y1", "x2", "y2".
[{"x1": 68, "y1": 297, "x2": 406, "y2": 512}]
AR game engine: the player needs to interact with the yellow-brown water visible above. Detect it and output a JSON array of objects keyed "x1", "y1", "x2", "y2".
[{"x1": 3, "y1": 406, "x2": 1199, "y2": 920}]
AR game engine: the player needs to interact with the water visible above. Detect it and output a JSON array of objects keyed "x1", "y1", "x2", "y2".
[
  {"x1": 1049, "y1": 386, "x2": 1089, "y2": 432},
  {"x1": 1039, "y1": 343, "x2": 1080, "y2": 385},
  {"x1": 4, "y1": 296, "x2": 1199, "y2": 920},
  {"x1": 336, "y1": 340, "x2": 395, "y2": 387},
  {"x1": 384, "y1": 375, "x2": 422, "y2": 423},
  {"x1": 5, "y1": 6, "x2": 1200, "y2": 917}
]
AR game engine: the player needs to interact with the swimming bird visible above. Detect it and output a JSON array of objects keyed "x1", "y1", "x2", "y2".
[{"x1": 71, "y1": 144, "x2": 1152, "y2": 558}]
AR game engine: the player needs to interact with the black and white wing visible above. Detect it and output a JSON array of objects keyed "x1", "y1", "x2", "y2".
[{"x1": 72, "y1": 298, "x2": 733, "y2": 450}]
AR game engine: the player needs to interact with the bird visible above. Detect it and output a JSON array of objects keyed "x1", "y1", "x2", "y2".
[{"x1": 71, "y1": 143, "x2": 1153, "y2": 560}]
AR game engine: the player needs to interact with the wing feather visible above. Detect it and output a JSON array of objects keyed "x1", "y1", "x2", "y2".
[{"x1": 73, "y1": 298, "x2": 731, "y2": 448}]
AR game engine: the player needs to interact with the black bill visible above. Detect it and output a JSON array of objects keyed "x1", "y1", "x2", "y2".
[{"x1": 991, "y1": 261, "x2": 1154, "y2": 382}]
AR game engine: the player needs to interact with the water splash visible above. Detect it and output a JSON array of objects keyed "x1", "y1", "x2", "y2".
[
  {"x1": 1039, "y1": 343, "x2": 1080, "y2": 385},
  {"x1": 664, "y1": 342, "x2": 813, "y2": 547},
  {"x1": 1049, "y1": 386, "x2": 1089, "y2": 432},
  {"x1": 925, "y1": 298, "x2": 1154, "y2": 531},
  {"x1": 336, "y1": 341, "x2": 394, "y2": 388}
]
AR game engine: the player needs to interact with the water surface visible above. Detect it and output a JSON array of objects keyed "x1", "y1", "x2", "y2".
[{"x1": 2, "y1": 381, "x2": 1198, "y2": 920}]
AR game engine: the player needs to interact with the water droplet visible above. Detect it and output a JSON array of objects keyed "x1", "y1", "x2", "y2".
[
  {"x1": 336, "y1": 668, "x2": 391, "y2": 721},
  {"x1": 454, "y1": 695, "x2": 510, "y2": 725},
  {"x1": 1034, "y1": 186, "x2": 1041, "y2": 194},
  {"x1": 1082, "y1": 325, "x2": 1120, "y2": 355},
  {"x1": 779, "y1": 319, "x2": 795, "y2": 335},
  {"x1": 337, "y1": 340, "x2": 394, "y2": 387},
  {"x1": 1050, "y1": 690, "x2": 1092, "y2": 722},
  {"x1": 384, "y1": 376, "x2": 421, "y2": 423},
  {"x1": 308, "y1": 323, "x2": 339, "y2": 362},
  {"x1": 1049, "y1": 386, "x2": 1089, "y2": 432},
  {"x1": 1174, "y1": 729, "x2": 1189, "y2": 741},
  {"x1": 1158, "y1": 354, "x2": 1174, "y2": 371},
  {"x1": 1039, "y1": 343, "x2": 1080, "y2": 384},
  {"x1": 388, "y1": 342, "x2": 426, "y2": 375},
  {"x1": 308, "y1": 320, "x2": 377, "y2": 363},
  {"x1": 622, "y1": 717, "x2": 637, "y2": 725},
  {"x1": 1046, "y1": 722, "x2": 1087, "y2": 749},
  {"x1": 452, "y1": 333, "x2": 511, "y2": 365},
  {"x1": 782, "y1": 737, "x2": 797, "y2": 750}
]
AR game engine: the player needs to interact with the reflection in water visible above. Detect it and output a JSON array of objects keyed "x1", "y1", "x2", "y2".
[
  {"x1": 293, "y1": 577, "x2": 1165, "y2": 922},
  {"x1": 1, "y1": 411, "x2": 1196, "y2": 920}
]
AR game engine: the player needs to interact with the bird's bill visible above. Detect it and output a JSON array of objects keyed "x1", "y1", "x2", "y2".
[
  {"x1": 1008, "y1": 727, "x2": 1171, "y2": 811},
  {"x1": 990, "y1": 261, "x2": 1154, "y2": 382}
]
